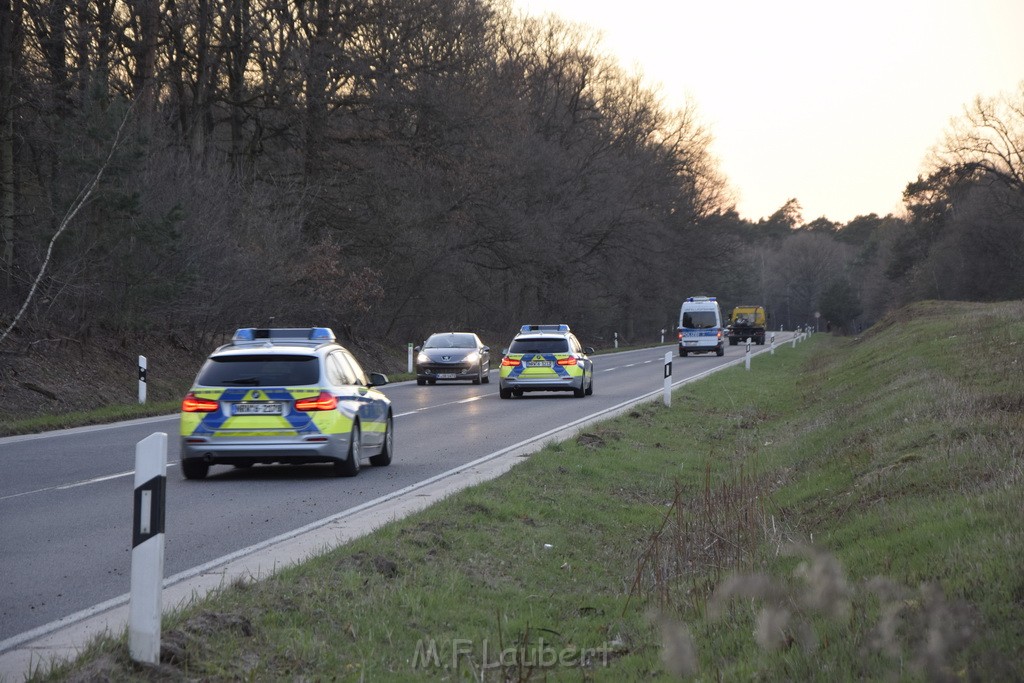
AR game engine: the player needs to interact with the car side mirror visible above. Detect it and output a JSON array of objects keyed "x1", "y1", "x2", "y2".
[
  {"x1": 501, "y1": 348, "x2": 509, "y2": 355},
  {"x1": 584, "y1": 347, "x2": 595, "y2": 355},
  {"x1": 368, "y1": 372, "x2": 389, "y2": 387},
  {"x1": 414, "y1": 345, "x2": 422, "y2": 352},
  {"x1": 482, "y1": 346, "x2": 489, "y2": 352}
]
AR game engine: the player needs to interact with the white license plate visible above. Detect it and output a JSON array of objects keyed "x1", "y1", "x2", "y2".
[
  {"x1": 233, "y1": 402, "x2": 283, "y2": 415},
  {"x1": 528, "y1": 361, "x2": 551, "y2": 367},
  {"x1": 437, "y1": 373, "x2": 457, "y2": 379}
]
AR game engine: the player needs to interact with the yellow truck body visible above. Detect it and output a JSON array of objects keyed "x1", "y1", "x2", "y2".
[{"x1": 728, "y1": 306, "x2": 767, "y2": 345}]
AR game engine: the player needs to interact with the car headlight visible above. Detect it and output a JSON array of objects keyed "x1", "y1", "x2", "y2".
[
  {"x1": 417, "y1": 353, "x2": 430, "y2": 364},
  {"x1": 464, "y1": 351, "x2": 480, "y2": 364}
]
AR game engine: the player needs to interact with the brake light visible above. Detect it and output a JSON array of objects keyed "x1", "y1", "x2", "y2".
[
  {"x1": 677, "y1": 331, "x2": 683, "y2": 340},
  {"x1": 182, "y1": 393, "x2": 219, "y2": 412},
  {"x1": 295, "y1": 391, "x2": 338, "y2": 411},
  {"x1": 556, "y1": 357, "x2": 578, "y2": 366},
  {"x1": 501, "y1": 357, "x2": 521, "y2": 367}
]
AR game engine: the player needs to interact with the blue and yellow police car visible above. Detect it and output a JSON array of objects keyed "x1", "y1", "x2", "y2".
[
  {"x1": 498, "y1": 324, "x2": 595, "y2": 399},
  {"x1": 180, "y1": 327, "x2": 392, "y2": 479}
]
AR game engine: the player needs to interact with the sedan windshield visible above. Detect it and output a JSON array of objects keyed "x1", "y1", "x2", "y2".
[
  {"x1": 196, "y1": 355, "x2": 320, "y2": 386},
  {"x1": 424, "y1": 334, "x2": 477, "y2": 349}
]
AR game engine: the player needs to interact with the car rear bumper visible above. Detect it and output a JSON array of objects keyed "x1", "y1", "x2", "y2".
[
  {"x1": 180, "y1": 433, "x2": 351, "y2": 465},
  {"x1": 499, "y1": 376, "x2": 583, "y2": 392}
]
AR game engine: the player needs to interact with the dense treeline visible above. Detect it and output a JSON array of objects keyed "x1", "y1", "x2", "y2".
[{"x1": 1, "y1": 0, "x2": 1022, "y2": 352}]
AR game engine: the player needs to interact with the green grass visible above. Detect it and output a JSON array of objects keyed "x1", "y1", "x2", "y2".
[
  {"x1": 31, "y1": 300, "x2": 1024, "y2": 680},
  {"x1": 0, "y1": 400, "x2": 182, "y2": 437}
]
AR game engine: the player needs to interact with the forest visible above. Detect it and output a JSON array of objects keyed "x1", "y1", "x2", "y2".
[{"x1": 1, "y1": 0, "x2": 1022, "y2": 353}]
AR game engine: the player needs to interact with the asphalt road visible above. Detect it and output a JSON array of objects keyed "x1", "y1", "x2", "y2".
[{"x1": 0, "y1": 339, "x2": 786, "y2": 645}]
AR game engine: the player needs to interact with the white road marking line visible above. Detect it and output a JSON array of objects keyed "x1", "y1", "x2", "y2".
[{"x1": 0, "y1": 464, "x2": 179, "y2": 501}]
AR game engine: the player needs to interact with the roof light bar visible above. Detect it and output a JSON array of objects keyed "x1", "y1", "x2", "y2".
[
  {"x1": 232, "y1": 327, "x2": 337, "y2": 343},
  {"x1": 520, "y1": 324, "x2": 570, "y2": 332}
]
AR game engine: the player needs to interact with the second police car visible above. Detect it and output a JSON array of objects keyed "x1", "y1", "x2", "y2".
[
  {"x1": 180, "y1": 327, "x2": 393, "y2": 479},
  {"x1": 498, "y1": 324, "x2": 595, "y2": 399}
]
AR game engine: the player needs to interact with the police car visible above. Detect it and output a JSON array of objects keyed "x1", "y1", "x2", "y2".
[
  {"x1": 179, "y1": 327, "x2": 392, "y2": 479},
  {"x1": 498, "y1": 324, "x2": 595, "y2": 399},
  {"x1": 678, "y1": 296, "x2": 725, "y2": 357}
]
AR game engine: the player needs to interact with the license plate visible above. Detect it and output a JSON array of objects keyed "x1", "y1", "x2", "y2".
[
  {"x1": 437, "y1": 373, "x2": 457, "y2": 379},
  {"x1": 233, "y1": 402, "x2": 283, "y2": 415},
  {"x1": 528, "y1": 361, "x2": 551, "y2": 367}
]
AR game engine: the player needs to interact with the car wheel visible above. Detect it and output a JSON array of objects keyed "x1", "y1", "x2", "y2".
[
  {"x1": 427, "y1": 379, "x2": 436, "y2": 385},
  {"x1": 512, "y1": 389, "x2": 523, "y2": 398},
  {"x1": 716, "y1": 344, "x2": 725, "y2": 357},
  {"x1": 482, "y1": 370, "x2": 490, "y2": 384},
  {"x1": 182, "y1": 459, "x2": 209, "y2": 480},
  {"x1": 473, "y1": 367, "x2": 482, "y2": 385},
  {"x1": 334, "y1": 422, "x2": 361, "y2": 477},
  {"x1": 681, "y1": 350, "x2": 688, "y2": 357},
  {"x1": 370, "y1": 414, "x2": 393, "y2": 467},
  {"x1": 416, "y1": 378, "x2": 426, "y2": 386},
  {"x1": 585, "y1": 373, "x2": 593, "y2": 396},
  {"x1": 499, "y1": 387, "x2": 512, "y2": 399},
  {"x1": 573, "y1": 383, "x2": 585, "y2": 398}
]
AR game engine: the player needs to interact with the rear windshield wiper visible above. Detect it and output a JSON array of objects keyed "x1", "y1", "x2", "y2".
[{"x1": 221, "y1": 377, "x2": 261, "y2": 385}]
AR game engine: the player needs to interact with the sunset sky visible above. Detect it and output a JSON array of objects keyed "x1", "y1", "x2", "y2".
[{"x1": 514, "y1": 0, "x2": 1024, "y2": 224}]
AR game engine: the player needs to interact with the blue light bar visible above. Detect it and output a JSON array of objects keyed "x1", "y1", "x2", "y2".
[
  {"x1": 309, "y1": 327, "x2": 336, "y2": 341},
  {"x1": 231, "y1": 327, "x2": 336, "y2": 343},
  {"x1": 520, "y1": 324, "x2": 570, "y2": 332}
]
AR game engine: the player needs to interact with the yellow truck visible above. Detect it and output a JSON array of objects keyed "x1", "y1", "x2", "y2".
[{"x1": 727, "y1": 305, "x2": 767, "y2": 345}]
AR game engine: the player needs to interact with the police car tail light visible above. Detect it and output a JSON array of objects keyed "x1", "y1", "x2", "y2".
[
  {"x1": 295, "y1": 392, "x2": 338, "y2": 411},
  {"x1": 182, "y1": 393, "x2": 219, "y2": 412},
  {"x1": 500, "y1": 357, "x2": 520, "y2": 367},
  {"x1": 677, "y1": 331, "x2": 683, "y2": 340},
  {"x1": 556, "y1": 357, "x2": 578, "y2": 366}
]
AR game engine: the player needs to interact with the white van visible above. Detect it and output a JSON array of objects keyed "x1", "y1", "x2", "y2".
[{"x1": 678, "y1": 296, "x2": 725, "y2": 357}]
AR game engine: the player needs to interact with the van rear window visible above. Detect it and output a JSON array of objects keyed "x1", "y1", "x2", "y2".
[
  {"x1": 196, "y1": 355, "x2": 320, "y2": 386},
  {"x1": 682, "y1": 311, "x2": 717, "y2": 329}
]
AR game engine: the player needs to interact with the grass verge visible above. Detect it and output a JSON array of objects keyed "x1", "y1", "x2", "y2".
[{"x1": 31, "y1": 300, "x2": 1024, "y2": 681}]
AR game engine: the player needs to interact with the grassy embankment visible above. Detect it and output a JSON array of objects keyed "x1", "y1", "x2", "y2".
[{"x1": 34, "y1": 300, "x2": 1023, "y2": 681}]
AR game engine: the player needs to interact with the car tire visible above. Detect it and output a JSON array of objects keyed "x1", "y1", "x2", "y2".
[
  {"x1": 334, "y1": 422, "x2": 361, "y2": 477},
  {"x1": 585, "y1": 374, "x2": 593, "y2": 396},
  {"x1": 681, "y1": 349, "x2": 688, "y2": 357},
  {"x1": 716, "y1": 344, "x2": 725, "y2": 357},
  {"x1": 182, "y1": 459, "x2": 209, "y2": 480},
  {"x1": 473, "y1": 367, "x2": 482, "y2": 385},
  {"x1": 370, "y1": 414, "x2": 393, "y2": 467},
  {"x1": 573, "y1": 383, "x2": 585, "y2": 398},
  {"x1": 427, "y1": 379, "x2": 436, "y2": 385},
  {"x1": 417, "y1": 378, "x2": 426, "y2": 386},
  {"x1": 482, "y1": 369, "x2": 490, "y2": 384},
  {"x1": 499, "y1": 387, "x2": 512, "y2": 399},
  {"x1": 512, "y1": 389, "x2": 523, "y2": 398}
]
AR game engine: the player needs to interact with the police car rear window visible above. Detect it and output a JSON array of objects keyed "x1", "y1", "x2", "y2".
[
  {"x1": 196, "y1": 355, "x2": 320, "y2": 386},
  {"x1": 509, "y1": 338, "x2": 569, "y2": 354}
]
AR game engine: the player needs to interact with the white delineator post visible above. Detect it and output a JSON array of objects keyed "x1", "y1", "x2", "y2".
[
  {"x1": 138, "y1": 355, "x2": 147, "y2": 404},
  {"x1": 745, "y1": 338, "x2": 751, "y2": 370},
  {"x1": 663, "y1": 351, "x2": 672, "y2": 407},
  {"x1": 770, "y1": 333, "x2": 776, "y2": 355},
  {"x1": 660, "y1": 328, "x2": 666, "y2": 344},
  {"x1": 407, "y1": 343, "x2": 413, "y2": 373},
  {"x1": 614, "y1": 332, "x2": 618, "y2": 349},
  {"x1": 130, "y1": 432, "x2": 168, "y2": 665}
]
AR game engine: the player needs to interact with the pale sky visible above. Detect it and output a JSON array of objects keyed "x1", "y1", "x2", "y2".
[{"x1": 514, "y1": 0, "x2": 1024, "y2": 224}]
